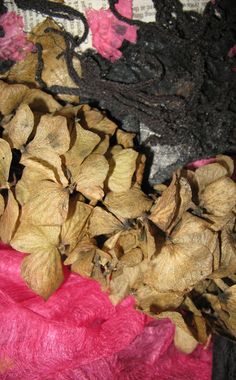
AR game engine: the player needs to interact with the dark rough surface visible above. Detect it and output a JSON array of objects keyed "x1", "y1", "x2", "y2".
[
  {"x1": 91, "y1": 0, "x2": 236, "y2": 183},
  {"x1": 213, "y1": 335, "x2": 236, "y2": 380}
]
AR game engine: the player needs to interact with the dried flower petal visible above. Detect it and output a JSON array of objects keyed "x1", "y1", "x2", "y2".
[
  {"x1": 3, "y1": 104, "x2": 34, "y2": 150},
  {"x1": 21, "y1": 180, "x2": 69, "y2": 226},
  {"x1": 88, "y1": 206, "x2": 123, "y2": 237},
  {"x1": 157, "y1": 311, "x2": 198, "y2": 354},
  {"x1": 104, "y1": 186, "x2": 153, "y2": 219},
  {"x1": 11, "y1": 224, "x2": 62, "y2": 299},
  {"x1": 108, "y1": 148, "x2": 138, "y2": 192},
  {"x1": 144, "y1": 213, "x2": 217, "y2": 293},
  {"x1": 0, "y1": 190, "x2": 19, "y2": 243},
  {"x1": 61, "y1": 197, "x2": 93, "y2": 252},
  {"x1": 0, "y1": 138, "x2": 12, "y2": 189},
  {"x1": 75, "y1": 154, "x2": 109, "y2": 201}
]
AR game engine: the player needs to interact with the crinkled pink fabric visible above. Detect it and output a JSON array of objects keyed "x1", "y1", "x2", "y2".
[
  {"x1": 0, "y1": 12, "x2": 33, "y2": 61},
  {"x1": 0, "y1": 244, "x2": 212, "y2": 379},
  {"x1": 187, "y1": 157, "x2": 216, "y2": 169},
  {"x1": 86, "y1": 0, "x2": 138, "y2": 62}
]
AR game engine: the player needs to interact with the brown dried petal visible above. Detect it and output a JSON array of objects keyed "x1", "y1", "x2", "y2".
[
  {"x1": 75, "y1": 154, "x2": 109, "y2": 201},
  {"x1": 68, "y1": 248, "x2": 95, "y2": 278},
  {"x1": 116, "y1": 129, "x2": 135, "y2": 148},
  {"x1": 119, "y1": 247, "x2": 143, "y2": 267},
  {"x1": 207, "y1": 286, "x2": 236, "y2": 338},
  {"x1": 104, "y1": 186, "x2": 153, "y2": 219},
  {"x1": 8, "y1": 19, "x2": 80, "y2": 104},
  {"x1": 21, "y1": 180, "x2": 69, "y2": 226},
  {"x1": 3, "y1": 104, "x2": 34, "y2": 150},
  {"x1": 0, "y1": 81, "x2": 28, "y2": 115},
  {"x1": 0, "y1": 139, "x2": 12, "y2": 189},
  {"x1": 157, "y1": 311, "x2": 198, "y2": 354},
  {"x1": 26, "y1": 114, "x2": 70, "y2": 155},
  {"x1": 11, "y1": 223, "x2": 62, "y2": 299},
  {"x1": 144, "y1": 213, "x2": 216, "y2": 293},
  {"x1": 136, "y1": 285, "x2": 184, "y2": 312},
  {"x1": 108, "y1": 149, "x2": 138, "y2": 192},
  {"x1": 0, "y1": 194, "x2": 4, "y2": 217},
  {"x1": 109, "y1": 260, "x2": 148, "y2": 304},
  {"x1": 64, "y1": 123, "x2": 100, "y2": 180},
  {"x1": 211, "y1": 226, "x2": 236, "y2": 278},
  {"x1": 195, "y1": 163, "x2": 229, "y2": 193},
  {"x1": 82, "y1": 107, "x2": 117, "y2": 135},
  {"x1": 149, "y1": 173, "x2": 192, "y2": 233},
  {"x1": 0, "y1": 190, "x2": 19, "y2": 243},
  {"x1": 61, "y1": 198, "x2": 93, "y2": 251},
  {"x1": 88, "y1": 206, "x2": 123, "y2": 237},
  {"x1": 200, "y1": 176, "x2": 236, "y2": 220}
]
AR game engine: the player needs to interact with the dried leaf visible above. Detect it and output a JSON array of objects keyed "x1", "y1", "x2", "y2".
[
  {"x1": 119, "y1": 247, "x2": 143, "y2": 267},
  {"x1": 184, "y1": 297, "x2": 208, "y2": 344},
  {"x1": 88, "y1": 206, "x2": 123, "y2": 237},
  {"x1": 21, "y1": 180, "x2": 69, "y2": 226},
  {"x1": 0, "y1": 138, "x2": 12, "y2": 189},
  {"x1": 135, "y1": 154, "x2": 146, "y2": 186},
  {"x1": 140, "y1": 221, "x2": 156, "y2": 260},
  {"x1": 8, "y1": 19, "x2": 81, "y2": 103},
  {"x1": 207, "y1": 286, "x2": 236, "y2": 337},
  {"x1": 21, "y1": 151, "x2": 68, "y2": 188},
  {"x1": 75, "y1": 154, "x2": 109, "y2": 201},
  {"x1": 136, "y1": 285, "x2": 184, "y2": 312},
  {"x1": 211, "y1": 226, "x2": 236, "y2": 278},
  {"x1": 215, "y1": 155, "x2": 234, "y2": 177},
  {"x1": 26, "y1": 114, "x2": 70, "y2": 155},
  {"x1": 64, "y1": 123, "x2": 100, "y2": 180},
  {"x1": 200, "y1": 176, "x2": 236, "y2": 227},
  {"x1": 93, "y1": 134, "x2": 110, "y2": 155},
  {"x1": 108, "y1": 149, "x2": 138, "y2": 192},
  {"x1": 144, "y1": 213, "x2": 217, "y2": 293},
  {"x1": 0, "y1": 81, "x2": 28, "y2": 115},
  {"x1": 22, "y1": 88, "x2": 62, "y2": 113},
  {"x1": 104, "y1": 186, "x2": 153, "y2": 219},
  {"x1": 65, "y1": 243, "x2": 96, "y2": 278},
  {"x1": 0, "y1": 194, "x2": 4, "y2": 217},
  {"x1": 116, "y1": 129, "x2": 135, "y2": 148},
  {"x1": 11, "y1": 223, "x2": 62, "y2": 299},
  {"x1": 149, "y1": 173, "x2": 192, "y2": 233},
  {"x1": 109, "y1": 260, "x2": 148, "y2": 304},
  {"x1": 83, "y1": 107, "x2": 117, "y2": 135},
  {"x1": 0, "y1": 190, "x2": 19, "y2": 243},
  {"x1": 61, "y1": 197, "x2": 93, "y2": 251},
  {"x1": 118, "y1": 230, "x2": 140, "y2": 253},
  {"x1": 195, "y1": 162, "x2": 230, "y2": 192},
  {"x1": 157, "y1": 311, "x2": 198, "y2": 354},
  {"x1": 3, "y1": 104, "x2": 34, "y2": 150}
]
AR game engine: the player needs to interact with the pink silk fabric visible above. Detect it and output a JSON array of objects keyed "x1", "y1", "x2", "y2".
[{"x1": 0, "y1": 244, "x2": 211, "y2": 379}]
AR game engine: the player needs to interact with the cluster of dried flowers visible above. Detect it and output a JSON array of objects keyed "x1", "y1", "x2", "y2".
[{"x1": 0, "y1": 79, "x2": 235, "y2": 353}]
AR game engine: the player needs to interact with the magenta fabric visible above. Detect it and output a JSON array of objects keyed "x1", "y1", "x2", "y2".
[
  {"x1": 186, "y1": 157, "x2": 216, "y2": 169},
  {"x1": 86, "y1": 0, "x2": 138, "y2": 62},
  {"x1": 0, "y1": 12, "x2": 33, "y2": 61},
  {"x1": 0, "y1": 244, "x2": 212, "y2": 379}
]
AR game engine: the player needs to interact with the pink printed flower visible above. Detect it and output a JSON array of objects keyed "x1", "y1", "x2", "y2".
[
  {"x1": 0, "y1": 12, "x2": 33, "y2": 61},
  {"x1": 86, "y1": 0, "x2": 138, "y2": 62}
]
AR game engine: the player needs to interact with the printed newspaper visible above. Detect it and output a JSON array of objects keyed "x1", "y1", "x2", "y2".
[{"x1": 7, "y1": 0, "x2": 209, "y2": 50}]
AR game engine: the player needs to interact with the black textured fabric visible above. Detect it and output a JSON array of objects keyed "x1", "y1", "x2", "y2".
[{"x1": 212, "y1": 335, "x2": 236, "y2": 380}]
